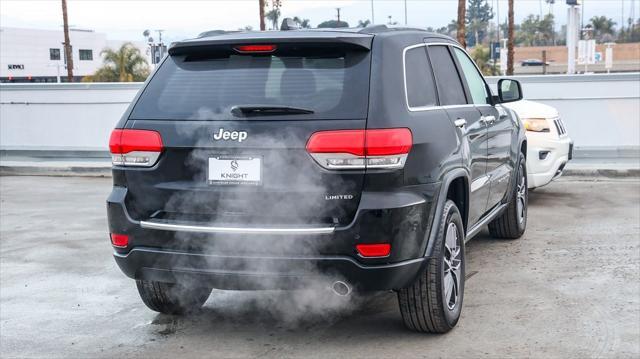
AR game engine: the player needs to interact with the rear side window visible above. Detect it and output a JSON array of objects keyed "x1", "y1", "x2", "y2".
[
  {"x1": 428, "y1": 45, "x2": 467, "y2": 106},
  {"x1": 453, "y1": 47, "x2": 489, "y2": 105},
  {"x1": 130, "y1": 49, "x2": 371, "y2": 120},
  {"x1": 404, "y1": 46, "x2": 437, "y2": 109}
]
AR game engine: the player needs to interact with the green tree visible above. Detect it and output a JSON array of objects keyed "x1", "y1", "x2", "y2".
[
  {"x1": 619, "y1": 18, "x2": 640, "y2": 42},
  {"x1": 590, "y1": 16, "x2": 616, "y2": 42},
  {"x1": 470, "y1": 45, "x2": 497, "y2": 75},
  {"x1": 292, "y1": 16, "x2": 311, "y2": 28},
  {"x1": 516, "y1": 14, "x2": 555, "y2": 46},
  {"x1": 83, "y1": 43, "x2": 149, "y2": 82},
  {"x1": 433, "y1": 19, "x2": 458, "y2": 38},
  {"x1": 466, "y1": 0, "x2": 493, "y2": 47},
  {"x1": 317, "y1": 20, "x2": 349, "y2": 28},
  {"x1": 539, "y1": 14, "x2": 555, "y2": 44},
  {"x1": 357, "y1": 19, "x2": 371, "y2": 28}
]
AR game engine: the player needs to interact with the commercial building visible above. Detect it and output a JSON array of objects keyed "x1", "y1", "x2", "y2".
[{"x1": 0, "y1": 27, "x2": 150, "y2": 83}]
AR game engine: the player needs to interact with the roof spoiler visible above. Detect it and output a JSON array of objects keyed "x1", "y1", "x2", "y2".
[{"x1": 169, "y1": 35, "x2": 372, "y2": 56}]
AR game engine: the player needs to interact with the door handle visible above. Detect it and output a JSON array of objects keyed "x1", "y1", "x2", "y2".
[{"x1": 454, "y1": 118, "x2": 467, "y2": 128}]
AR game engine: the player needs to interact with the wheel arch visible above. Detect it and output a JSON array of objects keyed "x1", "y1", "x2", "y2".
[
  {"x1": 423, "y1": 168, "x2": 470, "y2": 259},
  {"x1": 446, "y1": 176, "x2": 469, "y2": 232}
]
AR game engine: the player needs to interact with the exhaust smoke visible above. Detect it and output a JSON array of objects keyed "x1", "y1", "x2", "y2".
[{"x1": 136, "y1": 114, "x2": 370, "y2": 324}]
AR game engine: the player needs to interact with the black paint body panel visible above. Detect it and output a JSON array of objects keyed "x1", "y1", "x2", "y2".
[{"x1": 107, "y1": 28, "x2": 525, "y2": 290}]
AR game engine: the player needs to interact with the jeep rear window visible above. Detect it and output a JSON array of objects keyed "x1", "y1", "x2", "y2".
[{"x1": 130, "y1": 50, "x2": 371, "y2": 120}]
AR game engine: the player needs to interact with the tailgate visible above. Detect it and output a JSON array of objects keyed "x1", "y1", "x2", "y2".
[{"x1": 120, "y1": 40, "x2": 372, "y2": 227}]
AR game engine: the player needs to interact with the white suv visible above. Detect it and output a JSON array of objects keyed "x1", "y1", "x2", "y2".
[{"x1": 503, "y1": 100, "x2": 573, "y2": 189}]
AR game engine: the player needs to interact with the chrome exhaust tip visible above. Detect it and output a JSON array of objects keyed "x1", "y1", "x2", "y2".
[{"x1": 331, "y1": 281, "x2": 351, "y2": 296}]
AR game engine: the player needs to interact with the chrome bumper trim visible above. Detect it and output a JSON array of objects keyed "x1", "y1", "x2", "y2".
[{"x1": 139, "y1": 221, "x2": 335, "y2": 235}]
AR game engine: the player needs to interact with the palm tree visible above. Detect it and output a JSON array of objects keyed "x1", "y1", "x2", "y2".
[
  {"x1": 259, "y1": 0, "x2": 266, "y2": 31},
  {"x1": 590, "y1": 16, "x2": 616, "y2": 42},
  {"x1": 293, "y1": 16, "x2": 311, "y2": 28},
  {"x1": 507, "y1": 0, "x2": 514, "y2": 75},
  {"x1": 61, "y1": 0, "x2": 74, "y2": 81},
  {"x1": 265, "y1": 8, "x2": 281, "y2": 30},
  {"x1": 84, "y1": 43, "x2": 149, "y2": 82},
  {"x1": 457, "y1": 0, "x2": 467, "y2": 47},
  {"x1": 357, "y1": 19, "x2": 371, "y2": 28}
]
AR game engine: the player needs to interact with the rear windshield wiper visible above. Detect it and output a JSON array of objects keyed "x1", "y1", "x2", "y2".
[{"x1": 231, "y1": 105, "x2": 314, "y2": 117}]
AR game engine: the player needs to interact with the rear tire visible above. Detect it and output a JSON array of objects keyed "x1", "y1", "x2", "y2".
[
  {"x1": 136, "y1": 280, "x2": 212, "y2": 315},
  {"x1": 397, "y1": 200, "x2": 465, "y2": 333},
  {"x1": 488, "y1": 152, "x2": 527, "y2": 239}
]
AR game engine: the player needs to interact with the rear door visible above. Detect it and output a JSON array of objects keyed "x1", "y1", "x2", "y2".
[
  {"x1": 123, "y1": 42, "x2": 372, "y2": 227},
  {"x1": 451, "y1": 47, "x2": 512, "y2": 210},
  {"x1": 428, "y1": 44, "x2": 489, "y2": 226}
]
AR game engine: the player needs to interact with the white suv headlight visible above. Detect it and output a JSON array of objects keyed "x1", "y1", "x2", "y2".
[{"x1": 522, "y1": 118, "x2": 550, "y2": 133}]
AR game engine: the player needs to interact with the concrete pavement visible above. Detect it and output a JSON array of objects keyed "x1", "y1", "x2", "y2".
[
  {"x1": 1, "y1": 155, "x2": 639, "y2": 178},
  {"x1": 0, "y1": 176, "x2": 639, "y2": 358}
]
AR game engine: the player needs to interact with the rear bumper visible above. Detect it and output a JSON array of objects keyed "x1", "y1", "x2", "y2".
[
  {"x1": 107, "y1": 184, "x2": 439, "y2": 291},
  {"x1": 114, "y1": 247, "x2": 426, "y2": 291}
]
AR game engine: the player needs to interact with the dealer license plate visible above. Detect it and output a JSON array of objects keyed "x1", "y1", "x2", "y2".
[{"x1": 208, "y1": 156, "x2": 261, "y2": 185}]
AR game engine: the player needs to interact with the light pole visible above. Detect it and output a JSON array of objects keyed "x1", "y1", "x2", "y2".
[
  {"x1": 566, "y1": 1, "x2": 581, "y2": 74},
  {"x1": 155, "y1": 30, "x2": 164, "y2": 45},
  {"x1": 371, "y1": 0, "x2": 375, "y2": 23},
  {"x1": 404, "y1": 0, "x2": 408, "y2": 25}
]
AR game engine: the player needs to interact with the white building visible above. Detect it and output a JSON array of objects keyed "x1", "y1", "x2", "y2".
[{"x1": 0, "y1": 27, "x2": 151, "y2": 83}]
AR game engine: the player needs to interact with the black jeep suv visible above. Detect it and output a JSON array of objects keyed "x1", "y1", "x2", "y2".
[{"x1": 107, "y1": 23, "x2": 527, "y2": 333}]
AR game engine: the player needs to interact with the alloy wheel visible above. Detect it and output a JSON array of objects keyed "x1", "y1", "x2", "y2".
[
  {"x1": 443, "y1": 222, "x2": 462, "y2": 310},
  {"x1": 516, "y1": 165, "x2": 527, "y2": 224}
]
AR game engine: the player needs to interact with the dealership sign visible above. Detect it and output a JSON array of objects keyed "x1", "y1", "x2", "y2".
[{"x1": 7, "y1": 64, "x2": 24, "y2": 70}]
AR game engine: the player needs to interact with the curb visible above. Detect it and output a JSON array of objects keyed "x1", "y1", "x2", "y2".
[
  {"x1": 563, "y1": 168, "x2": 640, "y2": 178},
  {"x1": 0, "y1": 165, "x2": 112, "y2": 177}
]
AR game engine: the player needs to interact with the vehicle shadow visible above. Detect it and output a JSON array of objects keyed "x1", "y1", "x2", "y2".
[
  {"x1": 144, "y1": 288, "x2": 441, "y2": 344},
  {"x1": 527, "y1": 184, "x2": 578, "y2": 206}
]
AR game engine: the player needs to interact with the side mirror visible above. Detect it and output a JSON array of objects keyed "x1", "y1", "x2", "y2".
[{"x1": 497, "y1": 79, "x2": 523, "y2": 103}]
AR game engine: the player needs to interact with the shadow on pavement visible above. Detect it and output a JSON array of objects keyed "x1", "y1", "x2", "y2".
[{"x1": 143, "y1": 289, "x2": 427, "y2": 341}]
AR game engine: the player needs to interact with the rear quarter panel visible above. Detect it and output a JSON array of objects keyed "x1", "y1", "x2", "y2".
[{"x1": 366, "y1": 34, "x2": 462, "y2": 188}]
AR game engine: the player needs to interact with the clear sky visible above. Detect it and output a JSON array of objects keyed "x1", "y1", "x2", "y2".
[{"x1": 1, "y1": 0, "x2": 638, "y2": 44}]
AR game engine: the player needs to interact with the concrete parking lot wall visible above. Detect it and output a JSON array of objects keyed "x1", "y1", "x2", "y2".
[
  {"x1": 512, "y1": 42, "x2": 640, "y2": 64},
  {"x1": 0, "y1": 83, "x2": 139, "y2": 153},
  {"x1": 1, "y1": 73, "x2": 639, "y2": 156},
  {"x1": 486, "y1": 73, "x2": 640, "y2": 155}
]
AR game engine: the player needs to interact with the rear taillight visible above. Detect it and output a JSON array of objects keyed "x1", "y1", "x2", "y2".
[
  {"x1": 306, "y1": 128, "x2": 412, "y2": 170},
  {"x1": 356, "y1": 243, "x2": 391, "y2": 257},
  {"x1": 109, "y1": 129, "x2": 163, "y2": 167},
  {"x1": 110, "y1": 233, "x2": 129, "y2": 248}
]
